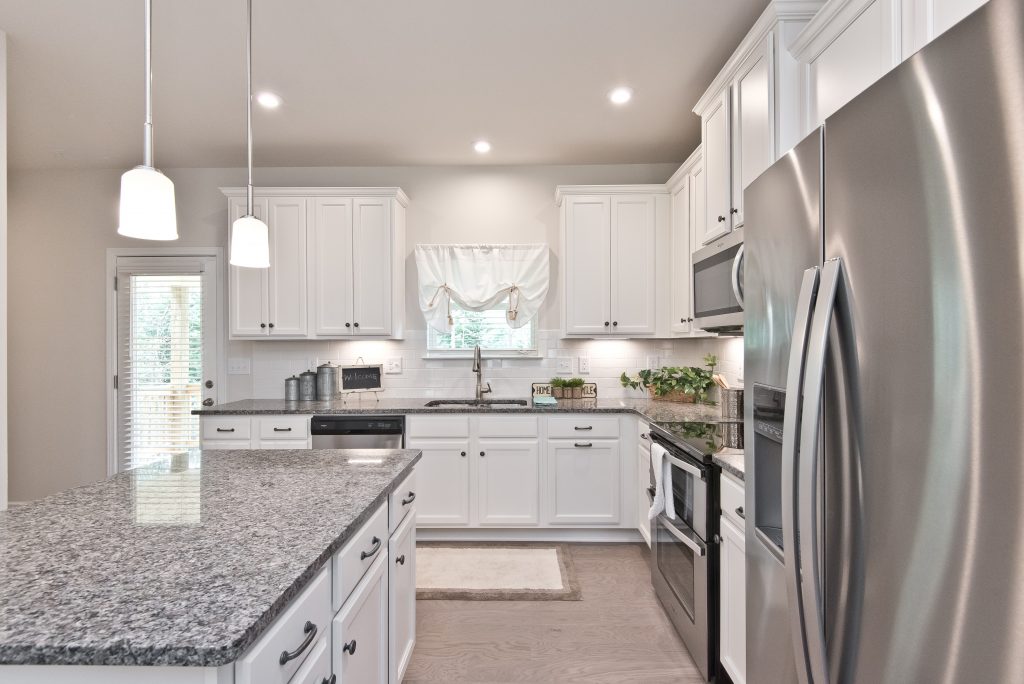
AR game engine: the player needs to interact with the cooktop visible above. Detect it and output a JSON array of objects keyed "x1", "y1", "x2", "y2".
[{"x1": 649, "y1": 419, "x2": 743, "y2": 463}]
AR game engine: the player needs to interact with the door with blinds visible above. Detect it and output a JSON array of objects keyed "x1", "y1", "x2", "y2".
[{"x1": 115, "y1": 256, "x2": 218, "y2": 472}]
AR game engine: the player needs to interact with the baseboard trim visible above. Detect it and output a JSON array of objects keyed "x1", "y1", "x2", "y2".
[{"x1": 416, "y1": 528, "x2": 644, "y2": 543}]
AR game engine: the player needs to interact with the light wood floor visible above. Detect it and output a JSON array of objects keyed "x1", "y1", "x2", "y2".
[{"x1": 404, "y1": 543, "x2": 704, "y2": 683}]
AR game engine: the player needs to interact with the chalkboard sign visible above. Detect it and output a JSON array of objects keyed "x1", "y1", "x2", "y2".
[{"x1": 340, "y1": 364, "x2": 384, "y2": 393}]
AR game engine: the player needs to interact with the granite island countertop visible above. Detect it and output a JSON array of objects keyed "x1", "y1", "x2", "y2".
[{"x1": 0, "y1": 448, "x2": 420, "y2": 667}]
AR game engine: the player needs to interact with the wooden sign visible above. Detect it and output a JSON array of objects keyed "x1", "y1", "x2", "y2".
[{"x1": 340, "y1": 364, "x2": 384, "y2": 393}]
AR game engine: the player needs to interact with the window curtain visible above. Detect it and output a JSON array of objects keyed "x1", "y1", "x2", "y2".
[{"x1": 414, "y1": 244, "x2": 550, "y2": 333}]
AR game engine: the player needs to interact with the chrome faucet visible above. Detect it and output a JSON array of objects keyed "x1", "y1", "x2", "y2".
[{"x1": 472, "y1": 345, "x2": 492, "y2": 400}]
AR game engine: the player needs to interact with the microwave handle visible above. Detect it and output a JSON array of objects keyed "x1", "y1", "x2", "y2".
[{"x1": 731, "y1": 244, "x2": 745, "y2": 308}]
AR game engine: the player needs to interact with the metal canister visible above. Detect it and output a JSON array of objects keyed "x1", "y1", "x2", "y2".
[
  {"x1": 298, "y1": 370, "x2": 317, "y2": 401},
  {"x1": 720, "y1": 387, "x2": 744, "y2": 420},
  {"x1": 284, "y1": 375, "x2": 300, "y2": 401},
  {"x1": 316, "y1": 362, "x2": 339, "y2": 401}
]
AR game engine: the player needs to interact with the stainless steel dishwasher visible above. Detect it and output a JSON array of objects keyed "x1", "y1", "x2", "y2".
[{"x1": 310, "y1": 416, "x2": 405, "y2": 449}]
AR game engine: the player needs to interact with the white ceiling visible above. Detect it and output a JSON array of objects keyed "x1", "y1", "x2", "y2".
[{"x1": 0, "y1": 0, "x2": 769, "y2": 170}]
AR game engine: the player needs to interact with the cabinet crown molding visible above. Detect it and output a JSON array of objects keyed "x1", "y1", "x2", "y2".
[
  {"x1": 554, "y1": 184, "x2": 668, "y2": 206},
  {"x1": 789, "y1": 0, "x2": 882, "y2": 61},
  {"x1": 692, "y1": 0, "x2": 825, "y2": 116},
  {"x1": 665, "y1": 146, "x2": 703, "y2": 194},
  {"x1": 220, "y1": 186, "x2": 410, "y2": 207}
]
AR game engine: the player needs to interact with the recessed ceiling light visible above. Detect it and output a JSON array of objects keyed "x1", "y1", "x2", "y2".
[
  {"x1": 256, "y1": 91, "x2": 282, "y2": 109},
  {"x1": 473, "y1": 140, "x2": 492, "y2": 154},
  {"x1": 609, "y1": 86, "x2": 633, "y2": 105}
]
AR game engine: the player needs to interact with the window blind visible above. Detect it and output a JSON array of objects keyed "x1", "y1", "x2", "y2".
[{"x1": 117, "y1": 267, "x2": 205, "y2": 471}]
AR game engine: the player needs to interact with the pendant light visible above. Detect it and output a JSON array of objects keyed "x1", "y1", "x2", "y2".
[
  {"x1": 229, "y1": 0, "x2": 270, "y2": 268},
  {"x1": 118, "y1": 0, "x2": 178, "y2": 240}
]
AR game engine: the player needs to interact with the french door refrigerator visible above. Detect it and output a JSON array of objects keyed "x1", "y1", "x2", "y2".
[{"x1": 744, "y1": 0, "x2": 1024, "y2": 682}]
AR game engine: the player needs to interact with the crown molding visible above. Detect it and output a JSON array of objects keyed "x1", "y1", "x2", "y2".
[
  {"x1": 692, "y1": 0, "x2": 825, "y2": 116},
  {"x1": 665, "y1": 146, "x2": 703, "y2": 193},
  {"x1": 219, "y1": 186, "x2": 410, "y2": 206},
  {"x1": 554, "y1": 184, "x2": 670, "y2": 206},
  {"x1": 790, "y1": 0, "x2": 878, "y2": 61}
]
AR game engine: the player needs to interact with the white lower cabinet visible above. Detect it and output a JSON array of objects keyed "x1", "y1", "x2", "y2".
[
  {"x1": 388, "y1": 513, "x2": 416, "y2": 683},
  {"x1": 719, "y1": 473, "x2": 746, "y2": 684},
  {"x1": 637, "y1": 444, "x2": 652, "y2": 547},
  {"x1": 200, "y1": 415, "x2": 312, "y2": 450},
  {"x1": 408, "y1": 439, "x2": 471, "y2": 525},
  {"x1": 477, "y1": 439, "x2": 540, "y2": 525},
  {"x1": 333, "y1": 552, "x2": 389, "y2": 684},
  {"x1": 546, "y1": 439, "x2": 620, "y2": 525}
]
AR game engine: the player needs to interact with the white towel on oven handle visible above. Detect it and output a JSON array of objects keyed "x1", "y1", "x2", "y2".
[{"x1": 649, "y1": 443, "x2": 676, "y2": 521}]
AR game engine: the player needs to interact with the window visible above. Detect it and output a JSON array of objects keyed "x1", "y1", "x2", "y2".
[{"x1": 427, "y1": 300, "x2": 536, "y2": 353}]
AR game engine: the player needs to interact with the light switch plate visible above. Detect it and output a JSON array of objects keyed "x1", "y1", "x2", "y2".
[
  {"x1": 578, "y1": 356, "x2": 591, "y2": 374},
  {"x1": 556, "y1": 358, "x2": 573, "y2": 374},
  {"x1": 646, "y1": 356, "x2": 660, "y2": 370},
  {"x1": 385, "y1": 357, "x2": 403, "y2": 374},
  {"x1": 227, "y1": 358, "x2": 251, "y2": 375}
]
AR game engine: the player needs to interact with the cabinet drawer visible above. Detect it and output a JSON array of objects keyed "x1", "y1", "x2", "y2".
[
  {"x1": 547, "y1": 415, "x2": 620, "y2": 439},
  {"x1": 289, "y1": 632, "x2": 332, "y2": 684},
  {"x1": 477, "y1": 415, "x2": 538, "y2": 437},
  {"x1": 202, "y1": 417, "x2": 251, "y2": 440},
  {"x1": 333, "y1": 503, "x2": 389, "y2": 612},
  {"x1": 721, "y1": 471, "x2": 745, "y2": 527},
  {"x1": 258, "y1": 415, "x2": 310, "y2": 440},
  {"x1": 407, "y1": 415, "x2": 470, "y2": 438},
  {"x1": 202, "y1": 439, "x2": 252, "y2": 451},
  {"x1": 235, "y1": 567, "x2": 331, "y2": 684},
  {"x1": 256, "y1": 439, "x2": 310, "y2": 450},
  {"x1": 389, "y1": 470, "x2": 417, "y2": 534}
]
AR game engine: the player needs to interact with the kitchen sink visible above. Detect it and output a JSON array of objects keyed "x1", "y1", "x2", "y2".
[{"x1": 423, "y1": 399, "x2": 529, "y2": 408}]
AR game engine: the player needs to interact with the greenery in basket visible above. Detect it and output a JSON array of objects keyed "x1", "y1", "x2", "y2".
[
  {"x1": 549, "y1": 377, "x2": 567, "y2": 388},
  {"x1": 619, "y1": 354, "x2": 718, "y2": 403},
  {"x1": 564, "y1": 377, "x2": 585, "y2": 388}
]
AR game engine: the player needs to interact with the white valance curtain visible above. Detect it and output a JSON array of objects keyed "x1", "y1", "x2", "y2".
[{"x1": 414, "y1": 244, "x2": 550, "y2": 333}]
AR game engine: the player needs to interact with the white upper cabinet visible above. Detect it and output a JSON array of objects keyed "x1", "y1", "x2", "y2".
[
  {"x1": 701, "y1": 92, "x2": 733, "y2": 244},
  {"x1": 666, "y1": 148, "x2": 707, "y2": 336},
  {"x1": 610, "y1": 195, "x2": 657, "y2": 335},
  {"x1": 558, "y1": 186, "x2": 667, "y2": 338},
  {"x1": 730, "y1": 35, "x2": 774, "y2": 229},
  {"x1": 225, "y1": 187, "x2": 407, "y2": 340}
]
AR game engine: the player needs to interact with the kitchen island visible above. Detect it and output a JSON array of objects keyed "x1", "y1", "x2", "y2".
[{"x1": 0, "y1": 447, "x2": 420, "y2": 683}]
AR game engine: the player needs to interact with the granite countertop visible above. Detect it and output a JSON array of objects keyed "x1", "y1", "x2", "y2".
[
  {"x1": 714, "y1": 451, "x2": 745, "y2": 481},
  {"x1": 0, "y1": 448, "x2": 420, "y2": 667},
  {"x1": 194, "y1": 396, "x2": 725, "y2": 423}
]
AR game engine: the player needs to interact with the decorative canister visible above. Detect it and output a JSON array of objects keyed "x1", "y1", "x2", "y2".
[
  {"x1": 284, "y1": 375, "x2": 300, "y2": 401},
  {"x1": 316, "y1": 362, "x2": 339, "y2": 401},
  {"x1": 298, "y1": 370, "x2": 317, "y2": 401},
  {"x1": 720, "y1": 387, "x2": 744, "y2": 419}
]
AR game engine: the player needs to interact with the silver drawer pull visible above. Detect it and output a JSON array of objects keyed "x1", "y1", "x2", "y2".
[
  {"x1": 574, "y1": 425, "x2": 593, "y2": 431},
  {"x1": 273, "y1": 427, "x2": 292, "y2": 432},
  {"x1": 216, "y1": 427, "x2": 235, "y2": 433},
  {"x1": 574, "y1": 441, "x2": 593, "y2": 448}
]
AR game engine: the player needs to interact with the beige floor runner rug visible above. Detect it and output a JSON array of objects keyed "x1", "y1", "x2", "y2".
[{"x1": 416, "y1": 543, "x2": 582, "y2": 601}]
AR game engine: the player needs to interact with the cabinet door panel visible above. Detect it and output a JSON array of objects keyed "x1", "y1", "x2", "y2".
[
  {"x1": 546, "y1": 439, "x2": 620, "y2": 525},
  {"x1": 267, "y1": 197, "x2": 308, "y2": 336},
  {"x1": 702, "y1": 92, "x2": 732, "y2": 244},
  {"x1": 333, "y1": 554, "x2": 388, "y2": 684},
  {"x1": 720, "y1": 515, "x2": 747, "y2": 684},
  {"x1": 610, "y1": 195, "x2": 656, "y2": 335},
  {"x1": 408, "y1": 439, "x2": 471, "y2": 525},
  {"x1": 312, "y1": 197, "x2": 353, "y2": 336},
  {"x1": 732, "y1": 36, "x2": 774, "y2": 228},
  {"x1": 229, "y1": 197, "x2": 269, "y2": 337},
  {"x1": 477, "y1": 439, "x2": 540, "y2": 525},
  {"x1": 670, "y1": 178, "x2": 692, "y2": 334},
  {"x1": 638, "y1": 445, "x2": 652, "y2": 546},
  {"x1": 563, "y1": 196, "x2": 611, "y2": 335},
  {"x1": 389, "y1": 514, "x2": 416, "y2": 684},
  {"x1": 351, "y1": 198, "x2": 392, "y2": 336}
]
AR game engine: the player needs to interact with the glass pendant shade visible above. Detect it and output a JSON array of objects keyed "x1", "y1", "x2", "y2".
[
  {"x1": 230, "y1": 214, "x2": 270, "y2": 268},
  {"x1": 117, "y1": 165, "x2": 178, "y2": 240}
]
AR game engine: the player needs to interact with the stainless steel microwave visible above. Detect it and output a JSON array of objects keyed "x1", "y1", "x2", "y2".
[{"x1": 692, "y1": 228, "x2": 744, "y2": 333}]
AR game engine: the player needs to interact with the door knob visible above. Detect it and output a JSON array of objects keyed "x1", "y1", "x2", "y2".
[
  {"x1": 205, "y1": 380, "x2": 214, "y2": 389},
  {"x1": 718, "y1": 215, "x2": 726, "y2": 222},
  {"x1": 260, "y1": 323, "x2": 266, "y2": 329},
  {"x1": 268, "y1": 322, "x2": 275, "y2": 328}
]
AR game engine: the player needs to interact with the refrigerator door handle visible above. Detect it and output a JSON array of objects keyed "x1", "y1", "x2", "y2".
[
  {"x1": 781, "y1": 266, "x2": 821, "y2": 684},
  {"x1": 732, "y1": 244, "x2": 746, "y2": 308},
  {"x1": 798, "y1": 257, "x2": 844, "y2": 684}
]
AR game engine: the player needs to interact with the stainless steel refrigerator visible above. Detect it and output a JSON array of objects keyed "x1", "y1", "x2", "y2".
[{"x1": 744, "y1": 0, "x2": 1024, "y2": 681}]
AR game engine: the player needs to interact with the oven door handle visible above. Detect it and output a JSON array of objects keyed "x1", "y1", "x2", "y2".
[
  {"x1": 658, "y1": 515, "x2": 706, "y2": 557},
  {"x1": 663, "y1": 451, "x2": 705, "y2": 481}
]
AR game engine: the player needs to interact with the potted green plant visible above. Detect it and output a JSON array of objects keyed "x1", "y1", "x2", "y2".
[
  {"x1": 549, "y1": 377, "x2": 567, "y2": 399},
  {"x1": 565, "y1": 377, "x2": 585, "y2": 399},
  {"x1": 619, "y1": 354, "x2": 718, "y2": 404}
]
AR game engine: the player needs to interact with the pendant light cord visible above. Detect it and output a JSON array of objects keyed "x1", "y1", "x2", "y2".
[
  {"x1": 246, "y1": 0, "x2": 254, "y2": 215},
  {"x1": 143, "y1": 0, "x2": 154, "y2": 168}
]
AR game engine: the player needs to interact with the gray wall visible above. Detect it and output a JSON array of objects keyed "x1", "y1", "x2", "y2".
[{"x1": 7, "y1": 162, "x2": 680, "y2": 502}]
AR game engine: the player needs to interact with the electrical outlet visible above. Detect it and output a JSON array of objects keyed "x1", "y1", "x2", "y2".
[
  {"x1": 556, "y1": 358, "x2": 573, "y2": 374},
  {"x1": 578, "y1": 356, "x2": 591, "y2": 374},
  {"x1": 227, "y1": 358, "x2": 251, "y2": 375},
  {"x1": 385, "y1": 357, "x2": 403, "y2": 374}
]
